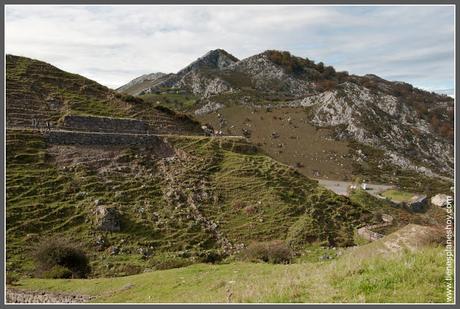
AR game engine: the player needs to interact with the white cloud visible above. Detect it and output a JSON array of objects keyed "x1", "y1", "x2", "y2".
[{"x1": 5, "y1": 5, "x2": 455, "y2": 92}]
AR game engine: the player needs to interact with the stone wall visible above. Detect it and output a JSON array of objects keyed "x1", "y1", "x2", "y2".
[
  {"x1": 6, "y1": 289, "x2": 92, "y2": 303},
  {"x1": 45, "y1": 130, "x2": 167, "y2": 146},
  {"x1": 62, "y1": 115, "x2": 149, "y2": 134}
]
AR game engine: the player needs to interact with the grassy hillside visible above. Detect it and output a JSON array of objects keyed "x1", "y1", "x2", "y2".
[
  {"x1": 6, "y1": 129, "x2": 372, "y2": 278},
  {"x1": 6, "y1": 54, "x2": 131, "y2": 120},
  {"x1": 6, "y1": 55, "x2": 202, "y2": 134},
  {"x1": 13, "y1": 243, "x2": 448, "y2": 303}
]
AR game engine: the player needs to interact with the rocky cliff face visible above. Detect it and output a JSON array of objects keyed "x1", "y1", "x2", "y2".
[
  {"x1": 226, "y1": 52, "x2": 315, "y2": 97},
  {"x1": 292, "y1": 82, "x2": 453, "y2": 176}
]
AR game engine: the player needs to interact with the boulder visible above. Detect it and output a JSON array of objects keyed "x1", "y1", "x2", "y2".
[
  {"x1": 407, "y1": 195, "x2": 428, "y2": 212},
  {"x1": 94, "y1": 205, "x2": 121, "y2": 232},
  {"x1": 431, "y1": 194, "x2": 452, "y2": 207}
]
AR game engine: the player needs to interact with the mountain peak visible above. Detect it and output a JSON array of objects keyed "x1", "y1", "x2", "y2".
[{"x1": 177, "y1": 49, "x2": 239, "y2": 75}]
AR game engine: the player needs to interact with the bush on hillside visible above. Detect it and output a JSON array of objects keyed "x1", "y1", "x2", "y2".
[
  {"x1": 42, "y1": 265, "x2": 73, "y2": 279},
  {"x1": 196, "y1": 249, "x2": 226, "y2": 263},
  {"x1": 6, "y1": 272, "x2": 19, "y2": 285},
  {"x1": 240, "y1": 240, "x2": 293, "y2": 264},
  {"x1": 33, "y1": 238, "x2": 91, "y2": 278},
  {"x1": 316, "y1": 80, "x2": 337, "y2": 92},
  {"x1": 154, "y1": 105, "x2": 175, "y2": 115},
  {"x1": 123, "y1": 94, "x2": 144, "y2": 104},
  {"x1": 286, "y1": 216, "x2": 319, "y2": 249},
  {"x1": 149, "y1": 253, "x2": 193, "y2": 270}
]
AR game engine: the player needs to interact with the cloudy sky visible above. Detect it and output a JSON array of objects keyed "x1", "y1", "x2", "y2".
[{"x1": 5, "y1": 5, "x2": 455, "y2": 95}]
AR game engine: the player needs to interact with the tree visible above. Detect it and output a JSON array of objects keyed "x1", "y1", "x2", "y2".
[{"x1": 317, "y1": 62, "x2": 325, "y2": 73}]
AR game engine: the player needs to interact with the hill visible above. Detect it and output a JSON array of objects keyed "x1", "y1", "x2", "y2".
[
  {"x1": 6, "y1": 54, "x2": 202, "y2": 135},
  {"x1": 6, "y1": 55, "x2": 392, "y2": 278}
]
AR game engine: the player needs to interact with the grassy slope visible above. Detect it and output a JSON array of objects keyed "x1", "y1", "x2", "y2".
[
  {"x1": 6, "y1": 54, "x2": 131, "y2": 119},
  {"x1": 6, "y1": 55, "x2": 202, "y2": 134},
  {"x1": 6, "y1": 129, "x2": 369, "y2": 277},
  {"x1": 196, "y1": 105, "x2": 354, "y2": 180},
  {"x1": 14, "y1": 244, "x2": 448, "y2": 303}
]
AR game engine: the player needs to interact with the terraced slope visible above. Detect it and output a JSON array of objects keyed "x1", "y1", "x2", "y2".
[
  {"x1": 6, "y1": 128, "x2": 373, "y2": 277},
  {"x1": 6, "y1": 54, "x2": 449, "y2": 286},
  {"x1": 6, "y1": 55, "x2": 203, "y2": 135}
]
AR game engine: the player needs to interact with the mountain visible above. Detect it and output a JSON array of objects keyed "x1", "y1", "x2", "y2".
[
  {"x1": 118, "y1": 50, "x2": 454, "y2": 188},
  {"x1": 119, "y1": 49, "x2": 239, "y2": 96},
  {"x1": 6, "y1": 51, "x2": 451, "y2": 303},
  {"x1": 116, "y1": 72, "x2": 167, "y2": 94},
  {"x1": 6, "y1": 55, "x2": 394, "y2": 278}
]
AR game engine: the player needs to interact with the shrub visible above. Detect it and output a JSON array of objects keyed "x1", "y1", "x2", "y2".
[
  {"x1": 6, "y1": 272, "x2": 19, "y2": 285},
  {"x1": 34, "y1": 238, "x2": 91, "y2": 278},
  {"x1": 286, "y1": 216, "x2": 319, "y2": 249},
  {"x1": 123, "y1": 94, "x2": 143, "y2": 104},
  {"x1": 111, "y1": 264, "x2": 143, "y2": 277},
  {"x1": 333, "y1": 223, "x2": 355, "y2": 247},
  {"x1": 240, "y1": 240, "x2": 293, "y2": 264},
  {"x1": 149, "y1": 253, "x2": 193, "y2": 270},
  {"x1": 316, "y1": 80, "x2": 337, "y2": 92},
  {"x1": 154, "y1": 105, "x2": 175, "y2": 115},
  {"x1": 42, "y1": 265, "x2": 73, "y2": 279},
  {"x1": 196, "y1": 249, "x2": 226, "y2": 263}
]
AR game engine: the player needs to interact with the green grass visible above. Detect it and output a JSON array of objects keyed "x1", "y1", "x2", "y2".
[
  {"x1": 6, "y1": 129, "x2": 438, "y2": 280},
  {"x1": 6, "y1": 130, "x2": 371, "y2": 278},
  {"x1": 139, "y1": 92, "x2": 198, "y2": 112},
  {"x1": 13, "y1": 245, "x2": 449, "y2": 303},
  {"x1": 380, "y1": 189, "x2": 415, "y2": 203}
]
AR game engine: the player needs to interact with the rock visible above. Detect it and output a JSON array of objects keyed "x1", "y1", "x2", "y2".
[
  {"x1": 109, "y1": 246, "x2": 120, "y2": 255},
  {"x1": 195, "y1": 102, "x2": 224, "y2": 115},
  {"x1": 94, "y1": 205, "x2": 121, "y2": 232},
  {"x1": 381, "y1": 214, "x2": 394, "y2": 223},
  {"x1": 407, "y1": 195, "x2": 428, "y2": 212},
  {"x1": 431, "y1": 194, "x2": 452, "y2": 207},
  {"x1": 242, "y1": 128, "x2": 251, "y2": 138},
  {"x1": 75, "y1": 192, "x2": 87, "y2": 199},
  {"x1": 6, "y1": 288, "x2": 92, "y2": 303}
]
